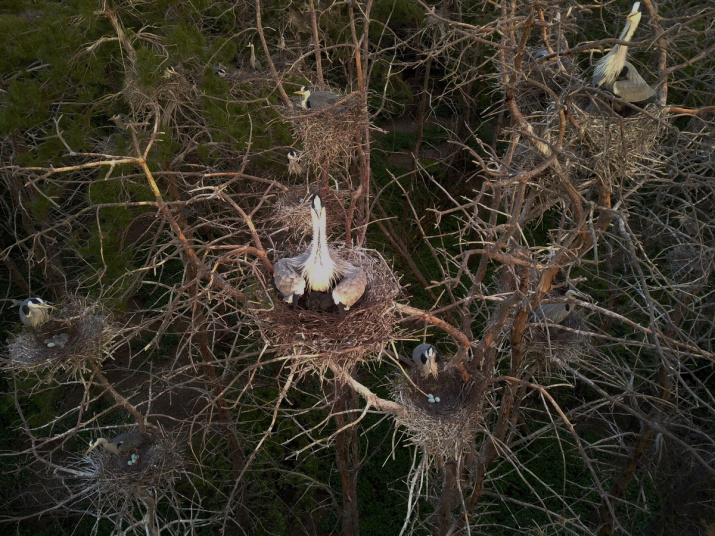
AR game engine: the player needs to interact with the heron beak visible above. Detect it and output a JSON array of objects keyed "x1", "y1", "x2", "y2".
[
  {"x1": 294, "y1": 90, "x2": 306, "y2": 95},
  {"x1": 85, "y1": 441, "x2": 99, "y2": 455}
]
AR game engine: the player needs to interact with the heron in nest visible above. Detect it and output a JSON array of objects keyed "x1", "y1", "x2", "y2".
[
  {"x1": 85, "y1": 431, "x2": 146, "y2": 455},
  {"x1": 592, "y1": 2, "x2": 656, "y2": 110},
  {"x1": 300, "y1": 194, "x2": 347, "y2": 292},
  {"x1": 19, "y1": 298, "x2": 55, "y2": 328},
  {"x1": 413, "y1": 343, "x2": 439, "y2": 379},
  {"x1": 273, "y1": 253, "x2": 308, "y2": 309},
  {"x1": 294, "y1": 86, "x2": 343, "y2": 111},
  {"x1": 530, "y1": 289, "x2": 586, "y2": 325},
  {"x1": 287, "y1": 149, "x2": 304, "y2": 175},
  {"x1": 246, "y1": 43, "x2": 262, "y2": 71},
  {"x1": 332, "y1": 263, "x2": 367, "y2": 319}
]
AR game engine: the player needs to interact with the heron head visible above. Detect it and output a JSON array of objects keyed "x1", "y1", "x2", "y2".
[
  {"x1": 85, "y1": 437, "x2": 113, "y2": 455},
  {"x1": 294, "y1": 86, "x2": 310, "y2": 96},
  {"x1": 24, "y1": 298, "x2": 55, "y2": 313},
  {"x1": 311, "y1": 193, "x2": 324, "y2": 216}
]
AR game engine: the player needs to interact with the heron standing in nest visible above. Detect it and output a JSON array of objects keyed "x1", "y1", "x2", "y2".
[
  {"x1": 300, "y1": 194, "x2": 347, "y2": 292},
  {"x1": 530, "y1": 289, "x2": 587, "y2": 325},
  {"x1": 85, "y1": 431, "x2": 146, "y2": 455},
  {"x1": 592, "y1": 2, "x2": 656, "y2": 110},
  {"x1": 413, "y1": 343, "x2": 439, "y2": 379},
  {"x1": 19, "y1": 297, "x2": 55, "y2": 328},
  {"x1": 294, "y1": 86, "x2": 343, "y2": 111},
  {"x1": 247, "y1": 43, "x2": 262, "y2": 71}
]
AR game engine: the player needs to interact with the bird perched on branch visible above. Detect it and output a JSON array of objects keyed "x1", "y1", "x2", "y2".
[
  {"x1": 294, "y1": 86, "x2": 343, "y2": 111},
  {"x1": 592, "y1": 2, "x2": 656, "y2": 110},
  {"x1": 530, "y1": 289, "x2": 586, "y2": 325},
  {"x1": 19, "y1": 297, "x2": 55, "y2": 328},
  {"x1": 413, "y1": 343, "x2": 439, "y2": 379},
  {"x1": 85, "y1": 431, "x2": 146, "y2": 455}
]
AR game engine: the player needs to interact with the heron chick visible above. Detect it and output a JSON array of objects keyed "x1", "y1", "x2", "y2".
[
  {"x1": 413, "y1": 343, "x2": 439, "y2": 379},
  {"x1": 19, "y1": 297, "x2": 55, "y2": 328},
  {"x1": 287, "y1": 149, "x2": 304, "y2": 175}
]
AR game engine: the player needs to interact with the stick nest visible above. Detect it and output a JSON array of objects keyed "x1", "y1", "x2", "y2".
[
  {"x1": 392, "y1": 367, "x2": 487, "y2": 463},
  {"x1": 256, "y1": 248, "x2": 400, "y2": 361},
  {"x1": 82, "y1": 434, "x2": 183, "y2": 500},
  {"x1": 525, "y1": 313, "x2": 592, "y2": 376},
  {"x1": 261, "y1": 185, "x2": 350, "y2": 246},
  {"x1": 285, "y1": 102, "x2": 365, "y2": 170},
  {"x1": 4, "y1": 300, "x2": 120, "y2": 374}
]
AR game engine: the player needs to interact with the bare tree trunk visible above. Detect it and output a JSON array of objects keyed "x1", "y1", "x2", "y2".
[{"x1": 334, "y1": 379, "x2": 361, "y2": 536}]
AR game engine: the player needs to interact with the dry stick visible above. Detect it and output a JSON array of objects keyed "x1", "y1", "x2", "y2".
[
  {"x1": 254, "y1": 0, "x2": 292, "y2": 107},
  {"x1": 328, "y1": 360, "x2": 406, "y2": 415},
  {"x1": 308, "y1": 0, "x2": 324, "y2": 88},
  {"x1": 88, "y1": 360, "x2": 147, "y2": 435}
]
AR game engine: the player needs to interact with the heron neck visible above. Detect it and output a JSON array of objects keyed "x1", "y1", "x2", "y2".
[{"x1": 305, "y1": 209, "x2": 335, "y2": 291}]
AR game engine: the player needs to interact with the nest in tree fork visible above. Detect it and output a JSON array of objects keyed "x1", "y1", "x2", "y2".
[
  {"x1": 256, "y1": 248, "x2": 401, "y2": 362},
  {"x1": 284, "y1": 101, "x2": 365, "y2": 172},
  {"x1": 392, "y1": 367, "x2": 487, "y2": 464},
  {"x1": 4, "y1": 300, "x2": 120, "y2": 374},
  {"x1": 261, "y1": 185, "x2": 350, "y2": 246},
  {"x1": 80, "y1": 432, "x2": 182, "y2": 502}
]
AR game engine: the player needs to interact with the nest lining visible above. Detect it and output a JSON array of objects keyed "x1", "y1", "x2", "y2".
[
  {"x1": 256, "y1": 248, "x2": 400, "y2": 359},
  {"x1": 4, "y1": 301, "x2": 119, "y2": 373},
  {"x1": 285, "y1": 104, "x2": 366, "y2": 170},
  {"x1": 392, "y1": 367, "x2": 486, "y2": 462}
]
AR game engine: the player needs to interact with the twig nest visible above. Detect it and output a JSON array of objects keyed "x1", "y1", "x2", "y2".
[
  {"x1": 256, "y1": 248, "x2": 400, "y2": 361},
  {"x1": 82, "y1": 434, "x2": 182, "y2": 498},
  {"x1": 284, "y1": 101, "x2": 365, "y2": 170},
  {"x1": 524, "y1": 312, "x2": 592, "y2": 375},
  {"x1": 262, "y1": 185, "x2": 349, "y2": 246},
  {"x1": 392, "y1": 367, "x2": 486, "y2": 464},
  {"x1": 571, "y1": 101, "x2": 665, "y2": 187},
  {"x1": 4, "y1": 300, "x2": 120, "y2": 374}
]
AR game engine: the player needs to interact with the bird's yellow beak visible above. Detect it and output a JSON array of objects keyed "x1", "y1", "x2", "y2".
[
  {"x1": 294, "y1": 90, "x2": 305, "y2": 95},
  {"x1": 85, "y1": 441, "x2": 99, "y2": 455}
]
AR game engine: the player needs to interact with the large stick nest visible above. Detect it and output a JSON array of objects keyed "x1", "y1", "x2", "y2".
[
  {"x1": 284, "y1": 100, "x2": 365, "y2": 170},
  {"x1": 392, "y1": 367, "x2": 487, "y2": 464},
  {"x1": 524, "y1": 312, "x2": 592, "y2": 377},
  {"x1": 256, "y1": 248, "x2": 401, "y2": 361},
  {"x1": 3, "y1": 300, "x2": 120, "y2": 374},
  {"x1": 81, "y1": 433, "x2": 183, "y2": 499}
]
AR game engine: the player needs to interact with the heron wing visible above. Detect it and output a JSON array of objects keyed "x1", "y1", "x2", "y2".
[
  {"x1": 274, "y1": 257, "x2": 306, "y2": 298},
  {"x1": 332, "y1": 265, "x2": 367, "y2": 307}
]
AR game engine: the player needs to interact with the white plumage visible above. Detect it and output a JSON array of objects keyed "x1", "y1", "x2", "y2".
[
  {"x1": 19, "y1": 297, "x2": 54, "y2": 328},
  {"x1": 412, "y1": 343, "x2": 439, "y2": 379},
  {"x1": 300, "y1": 194, "x2": 347, "y2": 292}
]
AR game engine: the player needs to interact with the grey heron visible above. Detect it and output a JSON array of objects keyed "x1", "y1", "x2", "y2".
[
  {"x1": 214, "y1": 66, "x2": 230, "y2": 78},
  {"x1": 412, "y1": 343, "x2": 439, "y2": 379},
  {"x1": 287, "y1": 149, "x2": 304, "y2": 175},
  {"x1": 294, "y1": 86, "x2": 342, "y2": 111},
  {"x1": 273, "y1": 255, "x2": 308, "y2": 308},
  {"x1": 85, "y1": 432, "x2": 146, "y2": 455},
  {"x1": 247, "y1": 43, "x2": 262, "y2": 71},
  {"x1": 530, "y1": 289, "x2": 585, "y2": 325},
  {"x1": 110, "y1": 114, "x2": 128, "y2": 130},
  {"x1": 332, "y1": 263, "x2": 367, "y2": 319},
  {"x1": 592, "y1": 2, "x2": 656, "y2": 109},
  {"x1": 19, "y1": 297, "x2": 54, "y2": 328},
  {"x1": 299, "y1": 194, "x2": 346, "y2": 292}
]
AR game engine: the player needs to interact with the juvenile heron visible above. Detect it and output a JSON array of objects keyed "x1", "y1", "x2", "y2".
[
  {"x1": 412, "y1": 343, "x2": 439, "y2": 379},
  {"x1": 19, "y1": 298, "x2": 54, "y2": 328},
  {"x1": 294, "y1": 86, "x2": 342, "y2": 111},
  {"x1": 592, "y1": 2, "x2": 656, "y2": 109},
  {"x1": 332, "y1": 263, "x2": 367, "y2": 319},
  {"x1": 530, "y1": 289, "x2": 585, "y2": 325},
  {"x1": 287, "y1": 149, "x2": 304, "y2": 175},
  {"x1": 85, "y1": 431, "x2": 146, "y2": 455},
  {"x1": 273, "y1": 254, "x2": 308, "y2": 308},
  {"x1": 300, "y1": 194, "x2": 346, "y2": 292}
]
